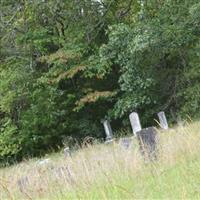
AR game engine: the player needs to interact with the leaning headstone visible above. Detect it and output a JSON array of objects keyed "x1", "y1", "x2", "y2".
[
  {"x1": 157, "y1": 111, "x2": 168, "y2": 129},
  {"x1": 129, "y1": 112, "x2": 142, "y2": 136},
  {"x1": 137, "y1": 127, "x2": 157, "y2": 161},
  {"x1": 101, "y1": 119, "x2": 113, "y2": 142}
]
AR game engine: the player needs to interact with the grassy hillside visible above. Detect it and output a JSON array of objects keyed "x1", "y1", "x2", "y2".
[{"x1": 1, "y1": 122, "x2": 200, "y2": 199}]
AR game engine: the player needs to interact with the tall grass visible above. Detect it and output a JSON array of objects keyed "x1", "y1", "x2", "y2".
[{"x1": 1, "y1": 122, "x2": 200, "y2": 199}]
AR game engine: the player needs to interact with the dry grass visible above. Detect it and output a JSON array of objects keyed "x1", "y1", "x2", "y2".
[{"x1": 1, "y1": 122, "x2": 200, "y2": 199}]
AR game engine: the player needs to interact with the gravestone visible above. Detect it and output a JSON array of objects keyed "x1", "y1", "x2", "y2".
[
  {"x1": 64, "y1": 147, "x2": 71, "y2": 157},
  {"x1": 17, "y1": 176, "x2": 29, "y2": 193},
  {"x1": 54, "y1": 167, "x2": 65, "y2": 179},
  {"x1": 54, "y1": 165, "x2": 75, "y2": 184},
  {"x1": 137, "y1": 127, "x2": 157, "y2": 160},
  {"x1": 120, "y1": 137, "x2": 132, "y2": 149},
  {"x1": 129, "y1": 112, "x2": 142, "y2": 136},
  {"x1": 157, "y1": 111, "x2": 168, "y2": 129},
  {"x1": 37, "y1": 158, "x2": 50, "y2": 166},
  {"x1": 101, "y1": 119, "x2": 113, "y2": 141}
]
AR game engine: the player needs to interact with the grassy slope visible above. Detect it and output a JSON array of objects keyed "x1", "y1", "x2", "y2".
[{"x1": 1, "y1": 122, "x2": 200, "y2": 199}]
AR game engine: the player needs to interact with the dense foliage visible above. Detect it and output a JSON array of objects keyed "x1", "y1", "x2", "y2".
[{"x1": 0, "y1": 0, "x2": 200, "y2": 163}]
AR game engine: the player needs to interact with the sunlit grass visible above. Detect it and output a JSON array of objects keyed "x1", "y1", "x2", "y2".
[{"x1": 1, "y1": 122, "x2": 200, "y2": 199}]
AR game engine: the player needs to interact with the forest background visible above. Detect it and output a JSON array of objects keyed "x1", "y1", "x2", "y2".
[{"x1": 0, "y1": 0, "x2": 200, "y2": 164}]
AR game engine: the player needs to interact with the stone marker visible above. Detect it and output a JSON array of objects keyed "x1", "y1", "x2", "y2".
[
  {"x1": 137, "y1": 127, "x2": 157, "y2": 160},
  {"x1": 120, "y1": 137, "x2": 132, "y2": 149},
  {"x1": 102, "y1": 119, "x2": 113, "y2": 141},
  {"x1": 37, "y1": 158, "x2": 50, "y2": 166},
  {"x1": 64, "y1": 147, "x2": 71, "y2": 157},
  {"x1": 54, "y1": 165, "x2": 75, "y2": 184},
  {"x1": 54, "y1": 166, "x2": 66, "y2": 180},
  {"x1": 17, "y1": 176, "x2": 29, "y2": 193},
  {"x1": 129, "y1": 112, "x2": 142, "y2": 136},
  {"x1": 157, "y1": 111, "x2": 168, "y2": 129}
]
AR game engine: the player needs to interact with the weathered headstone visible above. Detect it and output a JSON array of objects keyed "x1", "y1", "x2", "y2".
[
  {"x1": 37, "y1": 158, "x2": 50, "y2": 166},
  {"x1": 64, "y1": 147, "x2": 71, "y2": 157},
  {"x1": 17, "y1": 176, "x2": 29, "y2": 193},
  {"x1": 102, "y1": 119, "x2": 113, "y2": 141},
  {"x1": 137, "y1": 127, "x2": 157, "y2": 160},
  {"x1": 157, "y1": 111, "x2": 168, "y2": 129},
  {"x1": 129, "y1": 112, "x2": 142, "y2": 136},
  {"x1": 120, "y1": 137, "x2": 132, "y2": 149},
  {"x1": 54, "y1": 167, "x2": 65, "y2": 179},
  {"x1": 54, "y1": 165, "x2": 75, "y2": 184}
]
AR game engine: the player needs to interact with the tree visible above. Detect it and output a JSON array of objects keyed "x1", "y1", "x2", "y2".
[{"x1": 0, "y1": 0, "x2": 200, "y2": 164}]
